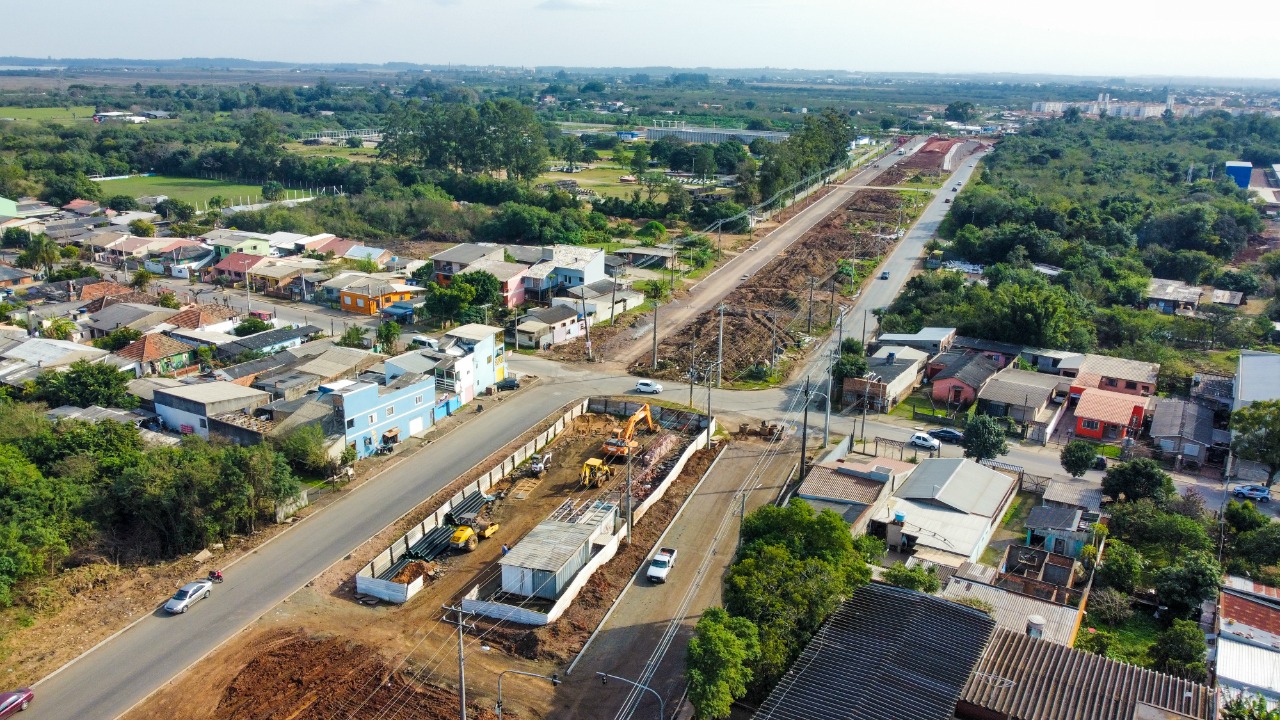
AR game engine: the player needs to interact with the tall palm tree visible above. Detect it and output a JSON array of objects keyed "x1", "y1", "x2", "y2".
[
  {"x1": 17, "y1": 235, "x2": 61, "y2": 279},
  {"x1": 130, "y1": 268, "x2": 156, "y2": 293},
  {"x1": 43, "y1": 316, "x2": 77, "y2": 340}
]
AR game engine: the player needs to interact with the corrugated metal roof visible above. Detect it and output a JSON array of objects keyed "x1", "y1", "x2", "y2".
[
  {"x1": 1025, "y1": 506, "x2": 1082, "y2": 531},
  {"x1": 1224, "y1": 575, "x2": 1280, "y2": 602},
  {"x1": 941, "y1": 579, "x2": 1080, "y2": 645},
  {"x1": 978, "y1": 368, "x2": 1063, "y2": 407},
  {"x1": 1042, "y1": 479, "x2": 1104, "y2": 513},
  {"x1": 1149, "y1": 398, "x2": 1214, "y2": 444},
  {"x1": 499, "y1": 521, "x2": 596, "y2": 572},
  {"x1": 1217, "y1": 636, "x2": 1280, "y2": 698},
  {"x1": 962, "y1": 627, "x2": 1216, "y2": 720},
  {"x1": 896, "y1": 458, "x2": 1015, "y2": 518},
  {"x1": 753, "y1": 583, "x2": 995, "y2": 720}
]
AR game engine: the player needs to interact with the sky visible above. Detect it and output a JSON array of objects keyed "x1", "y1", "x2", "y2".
[{"x1": 8, "y1": 0, "x2": 1278, "y2": 80}]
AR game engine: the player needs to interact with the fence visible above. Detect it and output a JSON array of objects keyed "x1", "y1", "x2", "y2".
[
  {"x1": 274, "y1": 489, "x2": 310, "y2": 523},
  {"x1": 461, "y1": 418, "x2": 717, "y2": 625}
]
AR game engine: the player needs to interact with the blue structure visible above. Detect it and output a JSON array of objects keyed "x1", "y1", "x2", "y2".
[
  {"x1": 320, "y1": 370, "x2": 437, "y2": 459},
  {"x1": 615, "y1": 131, "x2": 642, "y2": 141},
  {"x1": 1225, "y1": 161, "x2": 1253, "y2": 189}
]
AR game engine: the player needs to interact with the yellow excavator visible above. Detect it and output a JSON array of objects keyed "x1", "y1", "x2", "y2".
[
  {"x1": 602, "y1": 404, "x2": 657, "y2": 458},
  {"x1": 580, "y1": 458, "x2": 613, "y2": 488}
]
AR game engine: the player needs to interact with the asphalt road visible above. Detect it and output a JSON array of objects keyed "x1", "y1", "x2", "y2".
[{"x1": 28, "y1": 374, "x2": 639, "y2": 720}]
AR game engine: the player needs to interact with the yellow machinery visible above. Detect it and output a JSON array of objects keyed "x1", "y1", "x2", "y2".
[
  {"x1": 449, "y1": 512, "x2": 499, "y2": 551},
  {"x1": 602, "y1": 404, "x2": 657, "y2": 458},
  {"x1": 580, "y1": 458, "x2": 613, "y2": 488}
]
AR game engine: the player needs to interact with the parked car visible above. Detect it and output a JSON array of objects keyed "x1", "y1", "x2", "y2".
[
  {"x1": 0, "y1": 689, "x2": 33, "y2": 717},
  {"x1": 944, "y1": 198, "x2": 951, "y2": 203},
  {"x1": 879, "y1": 270, "x2": 890, "y2": 280},
  {"x1": 635, "y1": 380, "x2": 663, "y2": 394},
  {"x1": 909, "y1": 432, "x2": 941, "y2": 451},
  {"x1": 495, "y1": 377, "x2": 520, "y2": 391},
  {"x1": 1092, "y1": 455, "x2": 1108, "y2": 471},
  {"x1": 927, "y1": 428, "x2": 965, "y2": 443},
  {"x1": 1234, "y1": 485, "x2": 1272, "y2": 503},
  {"x1": 164, "y1": 579, "x2": 213, "y2": 614},
  {"x1": 647, "y1": 547, "x2": 678, "y2": 583}
]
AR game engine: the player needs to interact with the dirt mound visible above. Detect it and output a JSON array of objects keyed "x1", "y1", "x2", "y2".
[
  {"x1": 216, "y1": 630, "x2": 512, "y2": 720},
  {"x1": 390, "y1": 560, "x2": 440, "y2": 585}
]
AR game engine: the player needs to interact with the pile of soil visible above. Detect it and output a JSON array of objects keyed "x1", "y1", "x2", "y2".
[
  {"x1": 390, "y1": 560, "x2": 439, "y2": 585},
  {"x1": 478, "y1": 448, "x2": 717, "y2": 662},
  {"x1": 215, "y1": 630, "x2": 512, "y2": 720}
]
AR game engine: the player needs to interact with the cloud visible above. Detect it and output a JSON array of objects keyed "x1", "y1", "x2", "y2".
[{"x1": 536, "y1": 0, "x2": 610, "y2": 10}]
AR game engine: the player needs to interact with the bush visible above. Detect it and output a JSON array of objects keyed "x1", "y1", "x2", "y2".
[{"x1": 1087, "y1": 587, "x2": 1134, "y2": 626}]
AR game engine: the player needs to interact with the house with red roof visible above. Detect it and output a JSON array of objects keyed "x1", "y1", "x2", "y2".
[
  {"x1": 203, "y1": 252, "x2": 267, "y2": 285},
  {"x1": 114, "y1": 333, "x2": 197, "y2": 377},
  {"x1": 1072, "y1": 387, "x2": 1150, "y2": 441}
]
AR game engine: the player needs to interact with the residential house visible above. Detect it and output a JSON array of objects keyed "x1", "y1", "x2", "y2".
[
  {"x1": 795, "y1": 456, "x2": 914, "y2": 532},
  {"x1": 85, "y1": 303, "x2": 179, "y2": 339},
  {"x1": 0, "y1": 216, "x2": 46, "y2": 237},
  {"x1": 1230, "y1": 351, "x2": 1280, "y2": 481},
  {"x1": 107, "y1": 210, "x2": 161, "y2": 229},
  {"x1": 384, "y1": 323, "x2": 505, "y2": 404},
  {"x1": 514, "y1": 305, "x2": 584, "y2": 349},
  {"x1": 113, "y1": 333, "x2": 198, "y2": 377},
  {"x1": 319, "y1": 369, "x2": 437, "y2": 458},
  {"x1": 167, "y1": 328, "x2": 238, "y2": 350},
  {"x1": 299, "y1": 235, "x2": 360, "y2": 258},
  {"x1": 1058, "y1": 353, "x2": 1158, "y2": 398},
  {"x1": 318, "y1": 273, "x2": 366, "y2": 303},
  {"x1": 841, "y1": 345, "x2": 926, "y2": 412},
  {"x1": 102, "y1": 235, "x2": 166, "y2": 265},
  {"x1": 1023, "y1": 506, "x2": 1095, "y2": 558},
  {"x1": 0, "y1": 337, "x2": 109, "y2": 388},
  {"x1": 343, "y1": 245, "x2": 393, "y2": 268},
  {"x1": 201, "y1": 229, "x2": 272, "y2": 259},
  {"x1": 1073, "y1": 387, "x2": 1149, "y2": 442},
  {"x1": 78, "y1": 230, "x2": 131, "y2": 260},
  {"x1": 553, "y1": 280, "x2": 645, "y2": 324},
  {"x1": 929, "y1": 352, "x2": 1000, "y2": 406},
  {"x1": 1040, "y1": 478, "x2": 1104, "y2": 514},
  {"x1": 166, "y1": 304, "x2": 241, "y2": 334},
  {"x1": 464, "y1": 258, "x2": 528, "y2": 308},
  {"x1": 203, "y1": 252, "x2": 267, "y2": 285},
  {"x1": 870, "y1": 458, "x2": 1018, "y2": 569},
  {"x1": 213, "y1": 325, "x2": 322, "y2": 361},
  {"x1": 62, "y1": 199, "x2": 102, "y2": 216},
  {"x1": 0, "y1": 264, "x2": 35, "y2": 288},
  {"x1": 428, "y1": 243, "x2": 507, "y2": 284},
  {"x1": 1146, "y1": 277, "x2": 1203, "y2": 314},
  {"x1": 79, "y1": 291, "x2": 159, "y2": 315},
  {"x1": 995, "y1": 543, "x2": 1087, "y2": 607},
  {"x1": 1217, "y1": 583, "x2": 1280, "y2": 705},
  {"x1": 603, "y1": 255, "x2": 627, "y2": 277},
  {"x1": 442, "y1": 323, "x2": 505, "y2": 393},
  {"x1": 951, "y1": 336, "x2": 1024, "y2": 368},
  {"x1": 753, "y1": 583, "x2": 997, "y2": 720},
  {"x1": 611, "y1": 246, "x2": 678, "y2": 270},
  {"x1": 522, "y1": 245, "x2": 606, "y2": 302},
  {"x1": 153, "y1": 382, "x2": 271, "y2": 438},
  {"x1": 976, "y1": 367, "x2": 1068, "y2": 424},
  {"x1": 249, "y1": 344, "x2": 384, "y2": 401},
  {"x1": 339, "y1": 277, "x2": 422, "y2": 315},
  {"x1": 264, "y1": 231, "x2": 310, "y2": 256},
  {"x1": 1150, "y1": 397, "x2": 1222, "y2": 464},
  {"x1": 75, "y1": 280, "x2": 135, "y2": 304},
  {"x1": 247, "y1": 258, "x2": 323, "y2": 296},
  {"x1": 143, "y1": 242, "x2": 216, "y2": 279},
  {"x1": 958, "y1": 627, "x2": 1215, "y2": 720},
  {"x1": 1213, "y1": 288, "x2": 1247, "y2": 308},
  {"x1": 876, "y1": 327, "x2": 956, "y2": 356},
  {"x1": 940, "y1": 577, "x2": 1081, "y2": 645}
]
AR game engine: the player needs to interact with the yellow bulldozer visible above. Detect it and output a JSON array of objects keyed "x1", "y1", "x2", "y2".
[
  {"x1": 580, "y1": 458, "x2": 613, "y2": 489},
  {"x1": 449, "y1": 512, "x2": 499, "y2": 552},
  {"x1": 602, "y1": 404, "x2": 657, "y2": 459}
]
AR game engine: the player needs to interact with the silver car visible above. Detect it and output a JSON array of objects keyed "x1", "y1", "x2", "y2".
[{"x1": 164, "y1": 579, "x2": 213, "y2": 614}]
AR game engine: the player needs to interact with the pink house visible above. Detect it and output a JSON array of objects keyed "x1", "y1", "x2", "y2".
[
  {"x1": 930, "y1": 353, "x2": 1000, "y2": 407},
  {"x1": 466, "y1": 259, "x2": 528, "y2": 308}
]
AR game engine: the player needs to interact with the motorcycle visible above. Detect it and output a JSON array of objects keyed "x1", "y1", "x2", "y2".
[{"x1": 208, "y1": 570, "x2": 224, "y2": 584}]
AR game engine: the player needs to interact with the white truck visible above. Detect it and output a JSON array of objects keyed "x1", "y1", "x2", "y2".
[{"x1": 646, "y1": 547, "x2": 677, "y2": 583}]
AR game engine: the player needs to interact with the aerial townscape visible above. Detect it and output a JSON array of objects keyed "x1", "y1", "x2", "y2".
[{"x1": 3, "y1": 3, "x2": 1280, "y2": 720}]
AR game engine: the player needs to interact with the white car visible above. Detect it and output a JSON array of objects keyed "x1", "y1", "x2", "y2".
[
  {"x1": 909, "y1": 432, "x2": 941, "y2": 451},
  {"x1": 164, "y1": 579, "x2": 213, "y2": 614},
  {"x1": 635, "y1": 380, "x2": 664, "y2": 394},
  {"x1": 1234, "y1": 485, "x2": 1272, "y2": 503}
]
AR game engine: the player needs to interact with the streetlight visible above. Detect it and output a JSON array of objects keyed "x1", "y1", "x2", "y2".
[
  {"x1": 597, "y1": 672, "x2": 664, "y2": 720},
  {"x1": 496, "y1": 670, "x2": 560, "y2": 719}
]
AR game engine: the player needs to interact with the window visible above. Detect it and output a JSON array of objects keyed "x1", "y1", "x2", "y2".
[
  {"x1": 199, "y1": 418, "x2": 207, "y2": 428},
  {"x1": 386, "y1": 406, "x2": 395, "y2": 417},
  {"x1": 356, "y1": 298, "x2": 365, "y2": 307},
  {"x1": 1104, "y1": 378, "x2": 1117, "y2": 387},
  {"x1": 343, "y1": 296, "x2": 351, "y2": 305},
  {"x1": 1081, "y1": 419, "x2": 1100, "y2": 431},
  {"x1": 1125, "y1": 381, "x2": 1137, "y2": 390},
  {"x1": 368, "y1": 414, "x2": 376, "y2": 424},
  {"x1": 415, "y1": 395, "x2": 423, "y2": 405},
  {"x1": 346, "y1": 419, "x2": 355, "y2": 430}
]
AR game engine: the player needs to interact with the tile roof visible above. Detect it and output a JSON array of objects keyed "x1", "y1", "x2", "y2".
[
  {"x1": 753, "y1": 583, "x2": 996, "y2": 720},
  {"x1": 80, "y1": 291, "x2": 160, "y2": 314},
  {"x1": 167, "y1": 304, "x2": 240, "y2": 329},
  {"x1": 796, "y1": 464, "x2": 887, "y2": 505},
  {"x1": 212, "y1": 252, "x2": 267, "y2": 273},
  {"x1": 962, "y1": 627, "x2": 1215, "y2": 720},
  {"x1": 934, "y1": 352, "x2": 1001, "y2": 388},
  {"x1": 1075, "y1": 388, "x2": 1147, "y2": 426},
  {"x1": 77, "y1": 281, "x2": 134, "y2": 302},
  {"x1": 1078, "y1": 354, "x2": 1159, "y2": 385},
  {"x1": 115, "y1": 333, "x2": 193, "y2": 363}
]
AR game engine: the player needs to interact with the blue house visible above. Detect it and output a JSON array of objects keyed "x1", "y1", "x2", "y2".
[
  {"x1": 319, "y1": 369, "x2": 436, "y2": 459},
  {"x1": 1225, "y1": 161, "x2": 1253, "y2": 189}
]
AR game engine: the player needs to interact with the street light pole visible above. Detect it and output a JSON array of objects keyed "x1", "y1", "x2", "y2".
[
  {"x1": 496, "y1": 670, "x2": 560, "y2": 719},
  {"x1": 597, "y1": 672, "x2": 665, "y2": 720}
]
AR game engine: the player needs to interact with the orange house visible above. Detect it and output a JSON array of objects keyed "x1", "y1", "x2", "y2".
[
  {"x1": 1073, "y1": 388, "x2": 1150, "y2": 442},
  {"x1": 339, "y1": 278, "x2": 421, "y2": 315}
]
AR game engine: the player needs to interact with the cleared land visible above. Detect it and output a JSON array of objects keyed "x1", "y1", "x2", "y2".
[
  {"x1": 0, "y1": 105, "x2": 95, "y2": 121},
  {"x1": 93, "y1": 175, "x2": 265, "y2": 206},
  {"x1": 284, "y1": 142, "x2": 379, "y2": 162}
]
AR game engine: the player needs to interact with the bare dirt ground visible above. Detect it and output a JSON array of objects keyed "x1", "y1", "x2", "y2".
[
  {"x1": 125, "y1": 416, "x2": 710, "y2": 720},
  {"x1": 632, "y1": 190, "x2": 907, "y2": 383}
]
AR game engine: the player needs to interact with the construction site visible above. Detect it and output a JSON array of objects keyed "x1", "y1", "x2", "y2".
[
  {"x1": 126, "y1": 398, "x2": 722, "y2": 720},
  {"x1": 875, "y1": 136, "x2": 989, "y2": 185}
]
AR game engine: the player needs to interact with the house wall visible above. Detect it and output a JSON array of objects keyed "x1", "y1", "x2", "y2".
[
  {"x1": 340, "y1": 290, "x2": 417, "y2": 315},
  {"x1": 1097, "y1": 375, "x2": 1154, "y2": 397},
  {"x1": 931, "y1": 377, "x2": 978, "y2": 406},
  {"x1": 500, "y1": 275, "x2": 527, "y2": 308},
  {"x1": 1154, "y1": 436, "x2": 1206, "y2": 460},
  {"x1": 155, "y1": 403, "x2": 211, "y2": 437},
  {"x1": 336, "y1": 378, "x2": 436, "y2": 459}
]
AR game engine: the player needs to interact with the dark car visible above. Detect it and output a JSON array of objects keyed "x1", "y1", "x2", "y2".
[
  {"x1": 495, "y1": 377, "x2": 520, "y2": 391},
  {"x1": 927, "y1": 428, "x2": 965, "y2": 443},
  {"x1": 0, "y1": 688, "x2": 33, "y2": 717}
]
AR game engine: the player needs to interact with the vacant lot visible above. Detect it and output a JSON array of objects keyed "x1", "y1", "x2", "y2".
[
  {"x1": 0, "y1": 105, "x2": 95, "y2": 121},
  {"x1": 94, "y1": 175, "x2": 265, "y2": 206},
  {"x1": 284, "y1": 142, "x2": 379, "y2": 163}
]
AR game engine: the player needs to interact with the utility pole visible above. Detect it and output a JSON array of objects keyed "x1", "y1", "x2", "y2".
[
  {"x1": 806, "y1": 276, "x2": 816, "y2": 336},
  {"x1": 688, "y1": 345, "x2": 698, "y2": 407},
  {"x1": 824, "y1": 345, "x2": 835, "y2": 446},
  {"x1": 800, "y1": 376, "x2": 811, "y2": 481},
  {"x1": 828, "y1": 276, "x2": 836, "y2": 327},
  {"x1": 651, "y1": 296, "x2": 660, "y2": 368},
  {"x1": 717, "y1": 304, "x2": 726, "y2": 388},
  {"x1": 861, "y1": 308, "x2": 868, "y2": 348},
  {"x1": 443, "y1": 605, "x2": 475, "y2": 720},
  {"x1": 625, "y1": 452, "x2": 633, "y2": 544},
  {"x1": 581, "y1": 293, "x2": 593, "y2": 362}
]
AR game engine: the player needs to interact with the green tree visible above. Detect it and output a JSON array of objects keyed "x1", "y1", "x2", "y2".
[
  {"x1": 1235, "y1": 523, "x2": 1280, "y2": 569},
  {"x1": 156, "y1": 291, "x2": 181, "y2": 309},
  {"x1": 559, "y1": 135, "x2": 584, "y2": 172},
  {"x1": 962, "y1": 415, "x2": 1009, "y2": 461},
  {"x1": 376, "y1": 321, "x2": 401, "y2": 354},
  {"x1": 1102, "y1": 458, "x2": 1174, "y2": 501},
  {"x1": 944, "y1": 101, "x2": 977, "y2": 123},
  {"x1": 16, "y1": 234, "x2": 61, "y2": 277},
  {"x1": 345, "y1": 135, "x2": 364, "y2": 149},
  {"x1": 2, "y1": 227, "x2": 31, "y2": 248},
  {"x1": 106, "y1": 194, "x2": 139, "y2": 212},
  {"x1": 261, "y1": 180, "x2": 285, "y2": 201},
  {"x1": 1150, "y1": 619, "x2": 1208, "y2": 682},
  {"x1": 351, "y1": 257, "x2": 380, "y2": 274},
  {"x1": 685, "y1": 607, "x2": 759, "y2": 720},
  {"x1": 1087, "y1": 587, "x2": 1134, "y2": 625},
  {"x1": 233, "y1": 317, "x2": 272, "y2": 336},
  {"x1": 34, "y1": 360, "x2": 139, "y2": 409},
  {"x1": 91, "y1": 327, "x2": 143, "y2": 351},
  {"x1": 336, "y1": 326, "x2": 368, "y2": 348},
  {"x1": 1222, "y1": 693, "x2": 1280, "y2": 720},
  {"x1": 1096, "y1": 540, "x2": 1144, "y2": 594},
  {"x1": 1154, "y1": 552, "x2": 1221, "y2": 618},
  {"x1": 1232, "y1": 400, "x2": 1280, "y2": 487},
  {"x1": 454, "y1": 270, "x2": 502, "y2": 308},
  {"x1": 851, "y1": 534, "x2": 885, "y2": 564},
  {"x1": 629, "y1": 144, "x2": 650, "y2": 175},
  {"x1": 831, "y1": 354, "x2": 868, "y2": 393},
  {"x1": 1225, "y1": 499, "x2": 1268, "y2": 535},
  {"x1": 1060, "y1": 440, "x2": 1097, "y2": 477},
  {"x1": 882, "y1": 562, "x2": 941, "y2": 593},
  {"x1": 276, "y1": 424, "x2": 331, "y2": 476},
  {"x1": 129, "y1": 268, "x2": 156, "y2": 293},
  {"x1": 419, "y1": 281, "x2": 477, "y2": 326},
  {"x1": 128, "y1": 219, "x2": 156, "y2": 237}
]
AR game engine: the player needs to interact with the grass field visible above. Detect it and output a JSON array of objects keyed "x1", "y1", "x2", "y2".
[
  {"x1": 94, "y1": 175, "x2": 265, "y2": 206},
  {"x1": 0, "y1": 106, "x2": 96, "y2": 121},
  {"x1": 284, "y1": 142, "x2": 378, "y2": 163}
]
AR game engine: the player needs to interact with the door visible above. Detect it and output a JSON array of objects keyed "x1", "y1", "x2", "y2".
[{"x1": 409, "y1": 417, "x2": 424, "y2": 436}]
